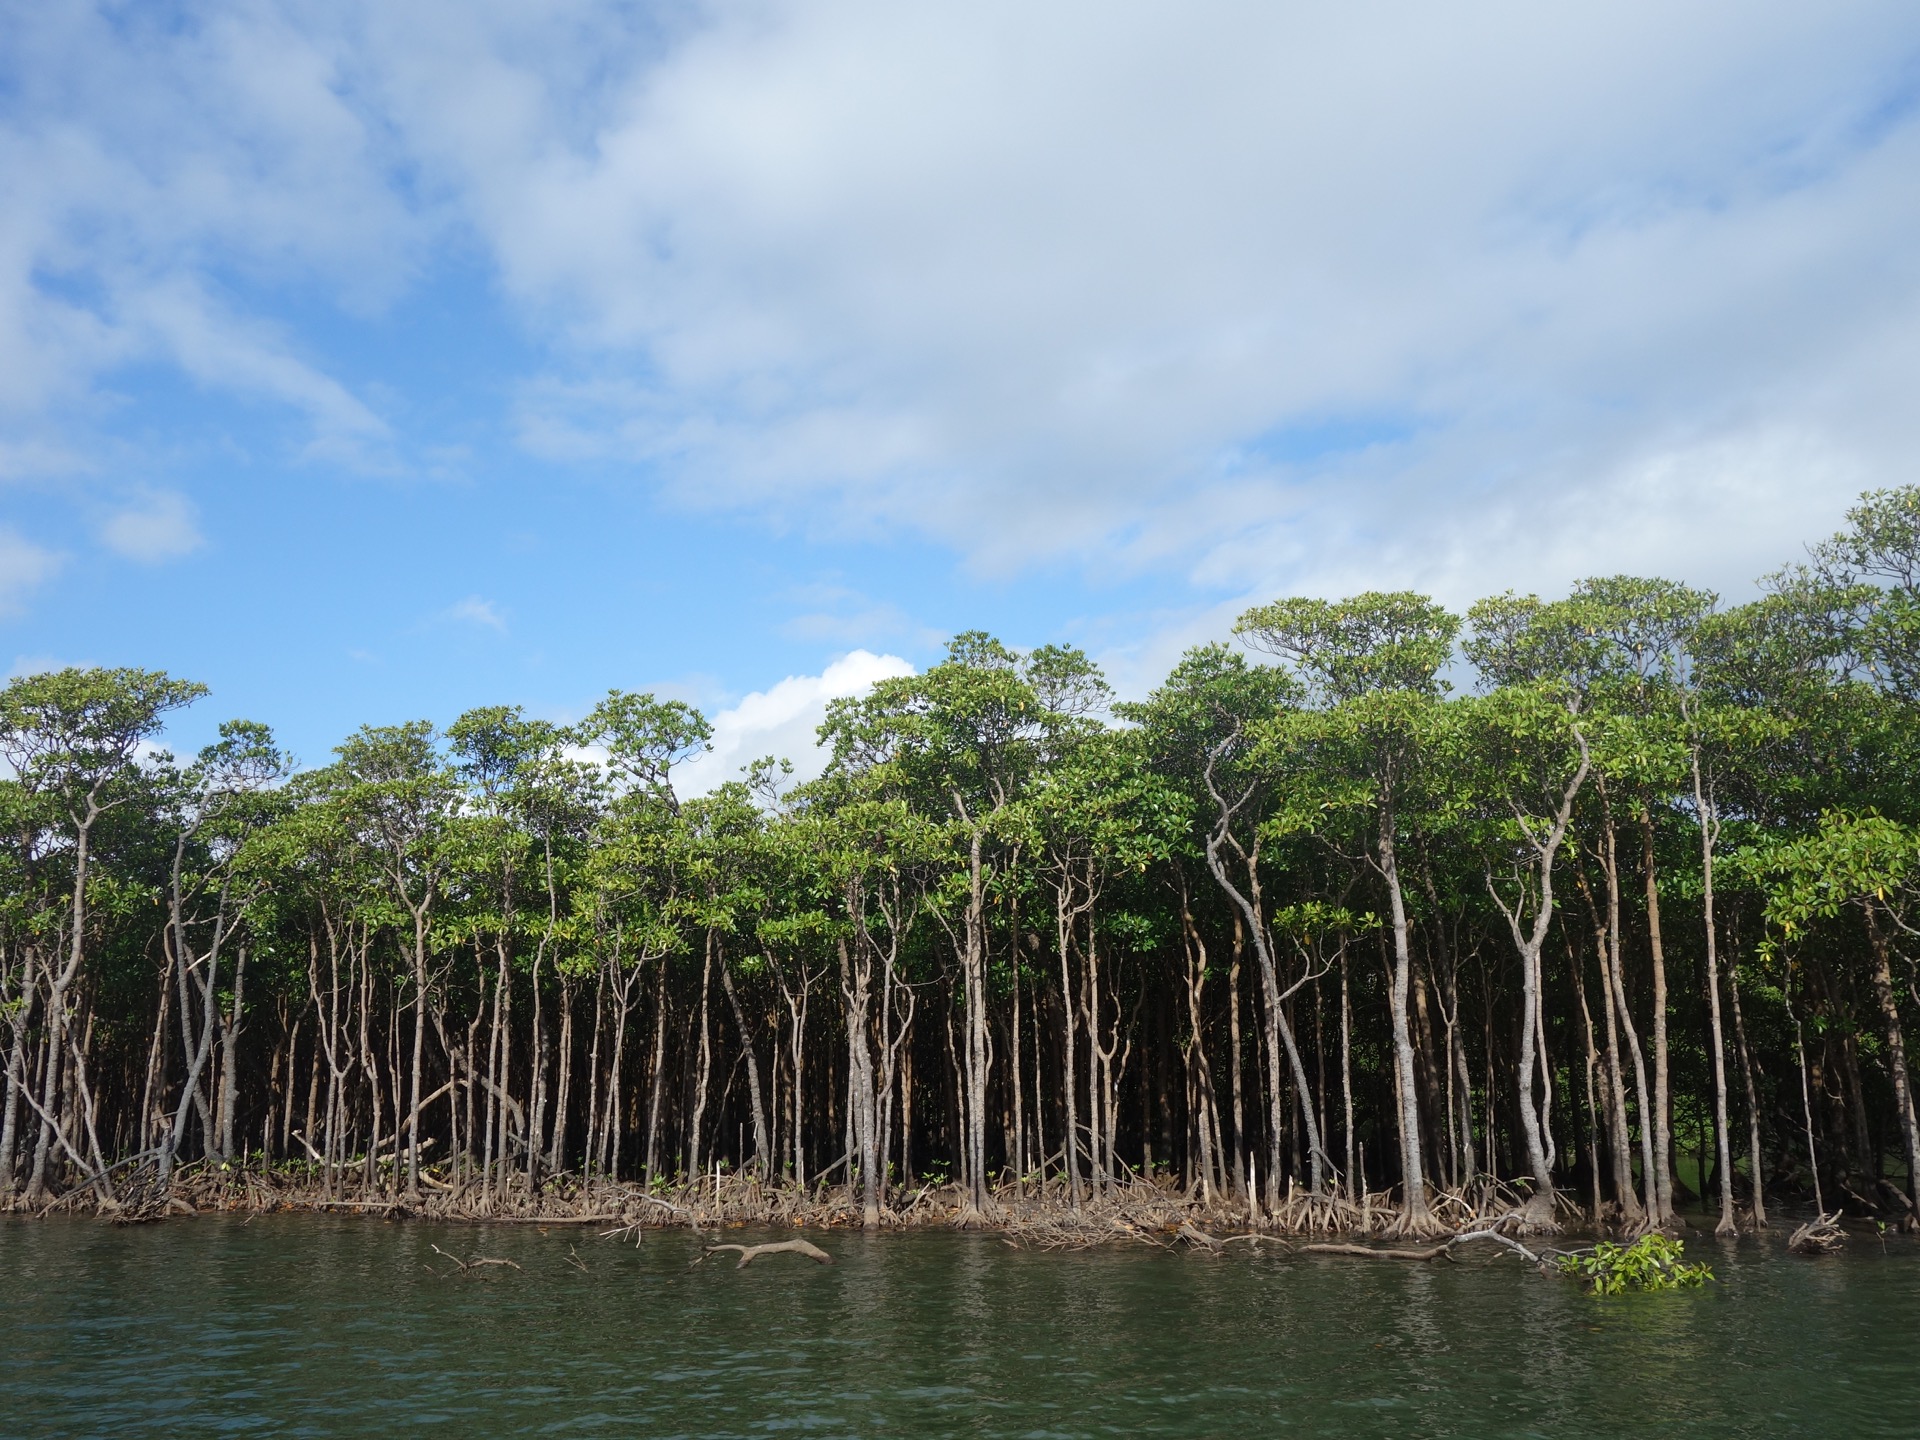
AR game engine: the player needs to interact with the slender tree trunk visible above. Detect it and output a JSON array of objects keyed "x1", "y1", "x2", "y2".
[
  {"x1": 1693, "y1": 754, "x2": 1736, "y2": 1234},
  {"x1": 688, "y1": 937, "x2": 714, "y2": 1184},
  {"x1": 1639, "y1": 807, "x2": 1674, "y2": 1224},
  {"x1": 1728, "y1": 961, "x2": 1767, "y2": 1228},
  {"x1": 405, "y1": 908, "x2": 429, "y2": 1202},
  {"x1": 1864, "y1": 908, "x2": 1920, "y2": 1219},
  {"x1": 718, "y1": 958, "x2": 771, "y2": 1177},
  {"x1": 1572, "y1": 936, "x2": 1603, "y2": 1223},
  {"x1": 1340, "y1": 950, "x2": 1355, "y2": 1203},
  {"x1": 217, "y1": 944, "x2": 247, "y2": 1162},
  {"x1": 1377, "y1": 816, "x2": 1431, "y2": 1229},
  {"x1": 838, "y1": 930, "x2": 881, "y2": 1228},
  {"x1": 0, "y1": 980, "x2": 38, "y2": 1194},
  {"x1": 550, "y1": 979, "x2": 575, "y2": 1174},
  {"x1": 1057, "y1": 880, "x2": 1087, "y2": 1208},
  {"x1": 1230, "y1": 915, "x2": 1248, "y2": 1202},
  {"x1": 644, "y1": 964, "x2": 668, "y2": 1186}
]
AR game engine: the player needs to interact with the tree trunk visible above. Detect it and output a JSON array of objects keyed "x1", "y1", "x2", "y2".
[
  {"x1": 1377, "y1": 816, "x2": 1432, "y2": 1229},
  {"x1": 1639, "y1": 807, "x2": 1674, "y2": 1224},
  {"x1": 1864, "y1": 907, "x2": 1920, "y2": 1219},
  {"x1": 1728, "y1": 962, "x2": 1766, "y2": 1228},
  {"x1": 1693, "y1": 753, "x2": 1736, "y2": 1234},
  {"x1": 718, "y1": 957, "x2": 771, "y2": 1178}
]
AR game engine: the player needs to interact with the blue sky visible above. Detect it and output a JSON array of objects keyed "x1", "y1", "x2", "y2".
[{"x1": 5, "y1": 2, "x2": 1920, "y2": 780}]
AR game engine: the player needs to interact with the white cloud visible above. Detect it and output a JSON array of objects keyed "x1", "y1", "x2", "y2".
[
  {"x1": 0, "y1": 529, "x2": 63, "y2": 616},
  {"x1": 405, "y1": 0, "x2": 1920, "y2": 595},
  {"x1": 5, "y1": 1, "x2": 1920, "y2": 617},
  {"x1": 441, "y1": 595, "x2": 507, "y2": 632},
  {"x1": 98, "y1": 489, "x2": 203, "y2": 563},
  {"x1": 0, "y1": 3, "x2": 406, "y2": 463},
  {"x1": 676, "y1": 648, "x2": 915, "y2": 795}
]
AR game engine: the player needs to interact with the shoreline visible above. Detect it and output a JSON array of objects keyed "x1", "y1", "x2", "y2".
[{"x1": 2, "y1": 1162, "x2": 1853, "y2": 1248}]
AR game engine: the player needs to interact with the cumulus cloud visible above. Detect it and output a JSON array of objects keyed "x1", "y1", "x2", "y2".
[
  {"x1": 676, "y1": 649, "x2": 915, "y2": 795},
  {"x1": 98, "y1": 489, "x2": 203, "y2": 562}
]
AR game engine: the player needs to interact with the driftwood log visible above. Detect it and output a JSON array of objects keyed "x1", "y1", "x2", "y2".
[{"x1": 698, "y1": 1239, "x2": 835, "y2": 1269}]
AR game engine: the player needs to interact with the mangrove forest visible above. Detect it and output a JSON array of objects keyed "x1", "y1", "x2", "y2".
[{"x1": 8, "y1": 487, "x2": 1920, "y2": 1239}]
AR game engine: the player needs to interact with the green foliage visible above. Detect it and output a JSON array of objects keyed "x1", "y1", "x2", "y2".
[{"x1": 1555, "y1": 1235, "x2": 1714, "y2": 1294}]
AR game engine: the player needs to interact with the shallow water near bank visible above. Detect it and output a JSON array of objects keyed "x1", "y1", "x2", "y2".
[{"x1": 1, "y1": 1216, "x2": 1914, "y2": 1438}]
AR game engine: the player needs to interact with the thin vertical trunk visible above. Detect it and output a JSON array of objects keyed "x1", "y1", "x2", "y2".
[
  {"x1": 1377, "y1": 815, "x2": 1431, "y2": 1229},
  {"x1": 1693, "y1": 751, "x2": 1736, "y2": 1234},
  {"x1": 1340, "y1": 951, "x2": 1355, "y2": 1202},
  {"x1": 1055, "y1": 878, "x2": 1083, "y2": 1209},
  {"x1": 217, "y1": 944, "x2": 247, "y2": 1162},
  {"x1": 718, "y1": 957, "x2": 771, "y2": 1177},
  {"x1": 644, "y1": 964, "x2": 668, "y2": 1186},
  {"x1": 688, "y1": 938, "x2": 714, "y2": 1184},
  {"x1": 1229, "y1": 915, "x2": 1247, "y2": 1202},
  {"x1": 550, "y1": 979, "x2": 575, "y2": 1174},
  {"x1": 839, "y1": 929, "x2": 881, "y2": 1228},
  {"x1": 1178, "y1": 883, "x2": 1217, "y2": 1206},
  {"x1": 1728, "y1": 962, "x2": 1766, "y2": 1228},
  {"x1": 1596, "y1": 799, "x2": 1652, "y2": 1222},
  {"x1": 405, "y1": 908, "x2": 429, "y2": 1201},
  {"x1": 0, "y1": 981, "x2": 38, "y2": 1193},
  {"x1": 1572, "y1": 936, "x2": 1603, "y2": 1223},
  {"x1": 1863, "y1": 907, "x2": 1920, "y2": 1219},
  {"x1": 1787, "y1": 985, "x2": 1824, "y2": 1214},
  {"x1": 1639, "y1": 807, "x2": 1674, "y2": 1224}
]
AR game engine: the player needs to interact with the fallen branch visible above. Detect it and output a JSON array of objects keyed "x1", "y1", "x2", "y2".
[
  {"x1": 1219, "y1": 1234, "x2": 1290, "y2": 1253},
  {"x1": 1788, "y1": 1212, "x2": 1846, "y2": 1255},
  {"x1": 1303, "y1": 1241, "x2": 1450, "y2": 1261},
  {"x1": 1301, "y1": 1227, "x2": 1550, "y2": 1266},
  {"x1": 430, "y1": 1243, "x2": 523, "y2": 1274},
  {"x1": 1448, "y1": 1227, "x2": 1549, "y2": 1266},
  {"x1": 697, "y1": 1239, "x2": 834, "y2": 1269}
]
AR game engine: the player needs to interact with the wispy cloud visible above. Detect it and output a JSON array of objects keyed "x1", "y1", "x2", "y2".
[
  {"x1": 778, "y1": 581, "x2": 942, "y2": 649},
  {"x1": 440, "y1": 595, "x2": 507, "y2": 632},
  {"x1": 0, "y1": 529, "x2": 64, "y2": 617}
]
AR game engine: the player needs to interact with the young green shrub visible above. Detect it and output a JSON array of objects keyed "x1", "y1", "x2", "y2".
[{"x1": 1555, "y1": 1235, "x2": 1714, "y2": 1294}]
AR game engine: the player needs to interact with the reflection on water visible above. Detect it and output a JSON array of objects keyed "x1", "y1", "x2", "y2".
[{"x1": 1, "y1": 1217, "x2": 1914, "y2": 1437}]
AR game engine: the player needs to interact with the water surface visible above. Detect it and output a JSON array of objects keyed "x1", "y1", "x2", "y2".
[{"x1": 2, "y1": 1216, "x2": 1913, "y2": 1437}]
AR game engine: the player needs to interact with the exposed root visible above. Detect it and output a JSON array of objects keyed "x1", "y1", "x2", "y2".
[
  {"x1": 1383, "y1": 1204, "x2": 1456, "y2": 1241},
  {"x1": 7, "y1": 1157, "x2": 1626, "y2": 1246}
]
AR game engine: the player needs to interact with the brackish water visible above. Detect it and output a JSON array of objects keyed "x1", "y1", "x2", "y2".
[{"x1": 1, "y1": 1217, "x2": 1914, "y2": 1437}]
